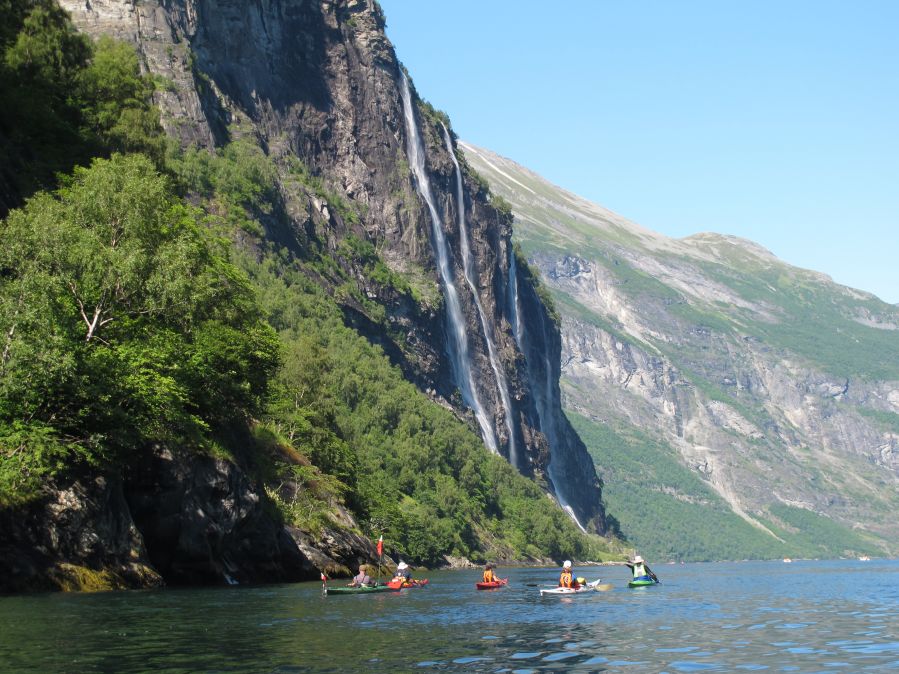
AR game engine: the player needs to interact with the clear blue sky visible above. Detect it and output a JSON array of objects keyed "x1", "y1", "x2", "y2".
[{"x1": 379, "y1": 0, "x2": 899, "y2": 304}]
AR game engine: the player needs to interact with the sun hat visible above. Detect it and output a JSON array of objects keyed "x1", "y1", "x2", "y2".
[
  {"x1": 563, "y1": 560, "x2": 572, "y2": 568},
  {"x1": 397, "y1": 561, "x2": 408, "y2": 570},
  {"x1": 633, "y1": 555, "x2": 644, "y2": 563}
]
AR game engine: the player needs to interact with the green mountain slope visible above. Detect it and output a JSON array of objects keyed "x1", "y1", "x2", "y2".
[
  {"x1": 463, "y1": 141, "x2": 899, "y2": 560},
  {"x1": 570, "y1": 413, "x2": 884, "y2": 561}
]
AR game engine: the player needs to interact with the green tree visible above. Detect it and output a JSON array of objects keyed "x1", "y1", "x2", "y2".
[
  {"x1": 0, "y1": 153, "x2": 279, "y2": 503},
  {"x1": 76, "y1": 36, "x2": 165, "y2": 163}
]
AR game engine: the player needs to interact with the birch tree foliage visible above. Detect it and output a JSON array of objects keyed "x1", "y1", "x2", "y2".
[{"x1": 0, "y1": 154, "x2": 279, "y2": 503}]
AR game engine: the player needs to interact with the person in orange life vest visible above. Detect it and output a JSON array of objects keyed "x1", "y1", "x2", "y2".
[
  {"x1": 483, "y1": 563, "x2": 495, "y2": 583},
  {"x1": 558, "y1": 560, "x2": 580, "y2": 588}
]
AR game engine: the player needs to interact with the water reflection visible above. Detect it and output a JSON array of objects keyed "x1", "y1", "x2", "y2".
[{"x1": 0, "y1": 560, "x2": 897, "y2": 672}]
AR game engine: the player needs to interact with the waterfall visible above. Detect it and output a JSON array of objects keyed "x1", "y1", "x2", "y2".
[
  {"x1": 399, "y1": 72, "x2": 498, "y2": 453},
  {"x1": 507, "y1": 248, "x2": 524, "y2": 348},
  {"x1": 518, "y1": 290, "x2": 587, "y2": 533},
  {"x1": 442, "y1": 123, "x2": 519, "y2": 469},
  {"x1": 538, "y1": 319, "x2": 587, "y2": 533}
]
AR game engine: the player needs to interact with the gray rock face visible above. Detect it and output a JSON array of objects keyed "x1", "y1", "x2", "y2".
[
  {"x1": 124, "y1": 448, "x2": 309, "y2": 586},
  {"x1": 0, "y1": 447, "x2": 384, "y2": 592},
  {"x1": 0, "y1": 476, "x2": 162, "y2": 593}
]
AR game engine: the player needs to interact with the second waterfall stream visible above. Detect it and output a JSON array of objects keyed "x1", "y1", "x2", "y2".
[{"x1": 399, "y1": 71, "x2": 498, "y2": 454}]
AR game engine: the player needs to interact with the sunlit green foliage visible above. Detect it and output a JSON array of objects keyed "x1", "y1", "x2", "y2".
[
  {"x1": 489, "y1": 193, "x2": 513, "y2": 219},
  {"x1": 286, "y1": 156, "x2": 362, "y2": 224},
  {"x1": 0, "y1": 154, "x2": 279, "y2": 503},
  {"x1": 166, "y1": 140, "x2": 278, "y2": 234},
  {"x1": 337, "y1": 235, "x2": 417, "y2": 300},
  {"x1": 76, "y1": 36, "x2": 165, "y2": 162}
]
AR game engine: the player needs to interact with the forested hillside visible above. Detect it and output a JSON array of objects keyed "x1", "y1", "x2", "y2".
[{"x1": 0, "y1": 1, "x2": 621, "y2": 592}]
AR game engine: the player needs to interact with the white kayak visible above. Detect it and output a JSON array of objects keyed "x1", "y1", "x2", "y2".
[{"x1": 539, "y1": 579, "x2": 603, "y2": 596}]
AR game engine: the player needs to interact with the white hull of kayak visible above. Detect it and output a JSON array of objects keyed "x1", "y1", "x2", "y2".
[{"x1": 539, "y1": 579, "x2": 602, "y2": 596}]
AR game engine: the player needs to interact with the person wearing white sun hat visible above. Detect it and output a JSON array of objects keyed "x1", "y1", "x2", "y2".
[
  {"x1": 626, "y1": 554, "x2": 659, "y2": 583},
  {"x1": 391, "y1": 561, "x2": 412, "y2": 583}
]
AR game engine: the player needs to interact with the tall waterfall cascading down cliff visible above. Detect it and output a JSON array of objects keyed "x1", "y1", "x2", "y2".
[
  {"x1": 399, "y1": 72, "x2": 498, "y2": 453},
  {"x1": 507, "y1": 249, "x2": 525, "y2": 348},
  {"x1": 507, "y1": 249, "x2": 586, "y2": 531},
  {"x1": 442, "y1": 123, "x2": 519, "y2": 469}
]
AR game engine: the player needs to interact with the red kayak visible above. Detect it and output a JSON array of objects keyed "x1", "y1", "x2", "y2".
[
  {"x1": 386, "y1": 578, "x2": 429, "y2": 589},
  {"x1": 475, "y1": 578, "x2": 509, "y2": 590}
]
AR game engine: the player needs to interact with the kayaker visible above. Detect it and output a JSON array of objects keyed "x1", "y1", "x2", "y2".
[
  {"x1": 348, "y1": 564, "x2": 372, "y2": 587},
  {"x1": 558, "y1": 560, "x2": 579, "y2": 588},
  {"x1": 392, "y1": 561, "x2": 412, "y2": 583},
  {"x1": 483, "y1": 563, "x2": 495, "y2": 583},
  {"x1": 625, "y1": 555, "x2": 659, "y2": 582}
]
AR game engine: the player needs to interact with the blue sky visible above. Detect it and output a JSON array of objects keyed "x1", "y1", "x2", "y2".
[{"x1": 378, "y1": 0, "x2": 899, "y2": 304}]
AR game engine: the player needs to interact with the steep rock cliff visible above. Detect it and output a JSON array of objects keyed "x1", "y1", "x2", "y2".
[{"x1": 45, "y1": 0, "x2": 607, "y2": 585}]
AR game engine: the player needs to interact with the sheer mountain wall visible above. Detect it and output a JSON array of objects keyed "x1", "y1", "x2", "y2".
[{"x1": 7, "y1": 0, "x2": 610, "y2": 591}]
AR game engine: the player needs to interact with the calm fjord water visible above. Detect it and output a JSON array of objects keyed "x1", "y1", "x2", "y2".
[{"x1": 1, "y1": 559, "x2": 897, "y2": 673}]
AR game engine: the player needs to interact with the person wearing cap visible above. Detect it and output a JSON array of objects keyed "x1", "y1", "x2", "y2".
[
  {"x1": 348, "y1": 564, "x2": 372, "y2": 587},
  {"x1": 483, "y1": 563, "x2": 496, "y2": 583},
  {"x1": 625, "y1": 555, "x2": 658, "y2": 582},
  {"x1": 558, "y1": 560, "x2": 579, "y2": 588},
  {"x1": 392, "y1": 561, "x2": 412, "y2": 583}
]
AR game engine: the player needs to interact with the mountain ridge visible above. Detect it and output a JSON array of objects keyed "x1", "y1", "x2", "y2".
[{"x1": 462, "y1": 140, "x2": 899, "y2": 560}]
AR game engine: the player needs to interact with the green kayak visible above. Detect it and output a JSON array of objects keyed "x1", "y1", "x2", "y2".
[
  {"x1": 325, "y1": 584, "x2": 400, "y2": 595},
  {"x1": 628, "y1": 576, "x2": 658, "y2": 588}
]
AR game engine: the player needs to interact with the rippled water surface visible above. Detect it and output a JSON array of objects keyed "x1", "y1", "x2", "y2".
[{"x1": 1, "y1": 560, "x2": 897, "y2": 672}]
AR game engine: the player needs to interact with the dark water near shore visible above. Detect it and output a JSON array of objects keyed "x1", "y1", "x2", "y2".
[{"x1": 1, "y1": 559, "x2": 897, "y2": 673}]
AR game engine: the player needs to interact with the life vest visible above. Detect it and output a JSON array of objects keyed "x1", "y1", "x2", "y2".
[
  {"x1": 483, "y1": 569, "x2": 494, "y2": 583},
  {"x1": 559, "y1": 569, "x2": 573, "y2": 587},
  {"x1": 633, "y1": 562, "x2": 647, "y2": 578}
]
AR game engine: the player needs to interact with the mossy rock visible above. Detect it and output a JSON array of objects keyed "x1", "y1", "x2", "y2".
[{"x1": 50, "y1": 563, "x2": 163, "y2": 592}]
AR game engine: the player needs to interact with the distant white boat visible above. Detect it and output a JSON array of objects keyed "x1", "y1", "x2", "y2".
[
  {"x1": 783, "y1": 558, "x2": 793, "y2": 563},
  {"x1": 859, "y1": 555, "x2": 871, "y2": 561}
]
